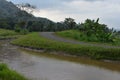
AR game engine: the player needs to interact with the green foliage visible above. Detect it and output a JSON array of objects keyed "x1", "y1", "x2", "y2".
[
  {"x1": 0, "y1": 29, "x2": 21, "y2": 39},
  {"x1": 20, "y1": 29, "x2": 29, "y2": 35},
  {"x1": 57, "y1": 30, "x2": 98, "y2": 42},
  {"x1": 14, "y1": 24, "x2": 21, "y2": 32},
  {"x1": 14, "y1": 22, "x2": 29, "y2": 35},
  {"x1": 80, "y1": 18, "x2": 116, "y2": 42},
  {"x1": 56, "y1": 30, "x2": 120, "y2": 45},
  {"x1": 0, "y1": 29, "x2": 18, "y2": 36},
  {"x1": 56, "y1": 30, "x2": 81, "y2": 40},
  {"x1": 0, "y1": 63, "x2": 27, "y2": 80},
  {"x1": 0, "y1": 18, "x2": 12, "y2": 29},
  {"x1": 12, "y1": 33, "x2": 120, "y2": 60},
  {"x1": 15, "y1": 21, "x2": 26, "y2": 29},
  {"x1": 64, "y1": 18, "x2": 76, "y2": 29},
  {"x1": 57, "y1": 18, "x2": 118, "y2": 43},
  {"x1": 28, "y1": 21, "x2": 44, "y2": 32}
]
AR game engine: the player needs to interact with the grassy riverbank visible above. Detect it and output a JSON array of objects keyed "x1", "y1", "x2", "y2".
[
  {"x1": 0, "y1": 63, "x2": 27, "y2": 80},
  {"x1": 0, "y1": 29, "x2": 21, "y2": 39},
  {"x1": 12, "y1": 32, "x2": 120, "y2": 60},
  {"x1": 56, "y1": 30, "x2": 120, "y2": 45}
]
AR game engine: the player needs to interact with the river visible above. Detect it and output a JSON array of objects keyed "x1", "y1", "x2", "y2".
[{"x1": 0, "y1": 40, "x2": 120, "y2": 80}]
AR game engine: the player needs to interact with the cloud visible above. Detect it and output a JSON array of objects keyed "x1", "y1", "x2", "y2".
[
  {"x1": 84, "y1": 0, "x2": 104, "y2": 2},
  {"x1": 10, "y1": 0, "x2": 120, "y2": 29},
  {"x1": 10, "y1": 0, "x2": 71, "y2": 9}
]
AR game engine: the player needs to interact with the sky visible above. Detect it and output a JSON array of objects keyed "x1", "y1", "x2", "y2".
[{"x1": 9, "y1": 0, "x2": 120, "y2": 30}]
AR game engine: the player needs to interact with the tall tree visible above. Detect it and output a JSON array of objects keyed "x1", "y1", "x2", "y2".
[{"x1": 64, "y1": 18, "x2": 76, "y2": 29}]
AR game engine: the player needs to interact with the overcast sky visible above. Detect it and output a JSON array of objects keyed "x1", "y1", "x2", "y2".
[{"x1": 9, "y1": 0, "x2": 120, "y2": 29}]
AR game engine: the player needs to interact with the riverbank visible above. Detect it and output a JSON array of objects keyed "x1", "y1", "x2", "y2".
[
  {"x1": 11, "y1": 32, "x2": 120, "y2": 60},
  {"x1": 0, "y1": 63, "x2": 27, "y2": 80}
]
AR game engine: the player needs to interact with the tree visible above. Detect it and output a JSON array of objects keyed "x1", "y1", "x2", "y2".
[
  {"x1": 80, "y1": 18, "x2": 116, "y2": 42},
  {"x1": 64, "y1": 18, "x2": 76, "y2": 29},
  {"x1": 0, "y1": 22, "x2": 9, "y2": 29},
  {"x1": 14, "y1": 24, "x2": 21, "y2": 32},
  {"x1": 28, "y1": 21, "x2": 44, "y2": 32},
  {"x1": 14, "y1": 21, "x2": 29, "y2": 34}
]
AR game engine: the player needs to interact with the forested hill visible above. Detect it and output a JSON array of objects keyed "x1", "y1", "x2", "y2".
[
  {"x1": 0, "y1": 0, "x2": 53, "y2": 21},
  {"x1": 0, "y1": 0, "x2": 54, "y2": 29},
  {"x1": 0, "y1": 0, "x2": 78, "y2": 32},
  {"x1": 0, "y1": 0, "x2": 32, "y2": 21}
]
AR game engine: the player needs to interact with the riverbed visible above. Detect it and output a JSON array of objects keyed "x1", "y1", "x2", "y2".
[{"x1": 0, "y1": 41, "x2": 120, "y2": 80}]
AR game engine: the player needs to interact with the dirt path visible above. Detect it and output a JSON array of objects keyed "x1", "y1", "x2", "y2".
[{"x1": 40, "y1": 32, "x2": 120, "y2": 49}]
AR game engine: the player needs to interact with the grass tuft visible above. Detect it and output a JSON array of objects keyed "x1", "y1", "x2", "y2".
[{"x1": 0, "y1": 63, "x2": 27, "y2": 80}]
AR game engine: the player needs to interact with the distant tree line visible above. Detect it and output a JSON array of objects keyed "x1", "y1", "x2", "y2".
[
  {"x1": 0, "y1": 17, "x2": 119, "y2": 38},
  {"x1": 0, "y1": 17, "x2": 76, "y2": 32},
  {"x1": 0, "y1": 17, "x2": 118, "y2": 32}
]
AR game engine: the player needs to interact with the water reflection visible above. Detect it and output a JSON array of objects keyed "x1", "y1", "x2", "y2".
[{"x1": 22, "y1": 49, "x2": 120, "y2": 72}]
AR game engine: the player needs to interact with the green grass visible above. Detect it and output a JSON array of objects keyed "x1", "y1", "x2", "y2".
[
  {"x1": 0, "y1": 63, "x2": 27, "y2": 80},
  {"x1": 12, "y1": 32, "x2": 120, "y2": 60},
  {"x1": 56, "y1": 30, "x2": 97, "y2": 42},
  {"x1": 0, "y1": 29, "x2": 17, "y2": 36},
  {"x1": 56, "y1": 30, "x2": 82, "y2": 41},
  {"x1": 0, "y1": 29, "x2": 20, "y2": 39},
  {"x1": 56, "y1": 30, "x2": 120, "y2": 45}
]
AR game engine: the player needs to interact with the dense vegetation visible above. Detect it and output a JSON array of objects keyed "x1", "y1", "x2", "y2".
[
  {"x1": 0, "y1": 29, "x2": 20, "y2": 39},
  {"x1": 0, "y1": 17, "x2": 76, "y2": 33},
  {"x1": 80, "y1": 18, "x2": 117, "y2": 42},
  {"x1": 12, "y1": 33, "x2": 120, "y2": 60},
  {"x1": 57, "y1": 18, "x2": 120, "y2": 43},
  {"x1": 0, "y1": 63, "x2": 27, "y2": 80},
  {"x1": 56, "y1": 30, "x2": 120, "y2": 45}
]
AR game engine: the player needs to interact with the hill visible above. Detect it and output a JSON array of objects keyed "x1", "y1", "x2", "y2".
[
  {"x1": 0, "y1": 0, "x2": 57, "y2": 31},
  {"x1": 0, "y1": 0, "x2": 32, "y2": 21},
  {"x1": 0, "y1": 0, "x2": 52, "y2": 21}
]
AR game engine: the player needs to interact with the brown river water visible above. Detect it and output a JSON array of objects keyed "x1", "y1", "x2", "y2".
[{"x1": 0, "y1": 40, "x2": 120, "y2": 80}]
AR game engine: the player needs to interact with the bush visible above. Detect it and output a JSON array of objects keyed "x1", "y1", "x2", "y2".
[{"x1": 80, "y1": 18, "x2": 116, "y2": 42}]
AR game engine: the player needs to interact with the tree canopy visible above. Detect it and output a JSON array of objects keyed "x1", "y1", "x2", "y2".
[{"x1": 80, "y1": 18, "x2": 116, "y2": 42}]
